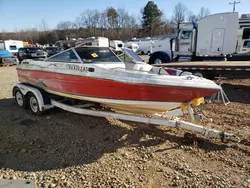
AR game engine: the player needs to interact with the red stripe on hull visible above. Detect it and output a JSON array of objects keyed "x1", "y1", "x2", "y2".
[{"x1": 17, "y1": 70, "x2": 218, "y2": 102}]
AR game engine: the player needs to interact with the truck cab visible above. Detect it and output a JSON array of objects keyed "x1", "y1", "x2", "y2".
[
  {"x1": 238, "y1": 39, "x2": 250, "y2": 54},
  {"x1": 175, "y1": 23, "x2": 196, "y2": 58}
]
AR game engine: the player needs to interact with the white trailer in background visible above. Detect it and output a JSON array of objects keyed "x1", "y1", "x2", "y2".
[
  {"x1": 0, "y1": 40, "x2": 24, "y2": 55},
  {"x1": 125, "y1": 37, "x2": 156, "y2": 55},
  {"x1": 79, "y1": 37, "x2": 110, "y2": 47},
  {"x1": 124, "y1": 43, "x2": 139, "y2": 53},
  {"x1": 56, "y1": 37, "x2": 110, "y2": 49},
  {"x1": 109, "y1": 40, "x2": 124, "y2": 52}
]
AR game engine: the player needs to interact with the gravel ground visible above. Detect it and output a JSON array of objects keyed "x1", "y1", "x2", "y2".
[{"x1": 0, "y1": 66, "x2": 249, "y2": 188}]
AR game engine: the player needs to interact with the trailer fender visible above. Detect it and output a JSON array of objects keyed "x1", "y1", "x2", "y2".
[
  {"x1": 13, "y1": 83, "x2": 53, "y2": 111},
  {"x1": 149, "y1": 51, "x2": 171, "y2": 65}
]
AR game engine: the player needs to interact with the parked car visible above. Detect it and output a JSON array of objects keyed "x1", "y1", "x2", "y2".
[
  {"x1": 44, "y1": 47, "x2": 61, "y2": 57},
  {"x1": 0, "y1": 49, "x2": 17, "y2": 65},
  {"x1": 17, "y1": 47, "x2": 47, "y2": 62}
]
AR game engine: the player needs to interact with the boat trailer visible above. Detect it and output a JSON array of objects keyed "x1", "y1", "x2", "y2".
[{"x1": 13, "y1": 83, "x2": 240, "y2": 143}]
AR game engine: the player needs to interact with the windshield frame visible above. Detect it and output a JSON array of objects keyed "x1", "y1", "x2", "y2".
[
  {"x1": 45, "y1": 46, "x2": 145, "y2": 64},
  {"x1": 74, "y1": 46, "x2": 123, "y2": 64},
  {"x1": 44, "y1": 47, "x2": 82, "y2": 63},
  {"x1": 44, "y1": 46, "x2": 123, "y2": 64},
  {"x1": 122, "y1": 48, "x2": 145, "y2": 64}
]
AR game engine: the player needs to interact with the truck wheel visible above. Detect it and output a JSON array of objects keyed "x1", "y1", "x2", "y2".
[
  {"x1": 13, "y1": 87, "x2": 28, "y2": 109},
  {"x1": 17, "y1": 58, "x2": 21, "y2": 63},
  {"x1": 28, "y1": 93, "x2": 42, "y2": 115},
  {"x1": 193, "y1": 71, "x2": 206, "y2": 78},
  {"x1": 173, "y1": 55, "x2": 179, "y2": 62},
  {"x1": 149, "y1": 54, "x2": 170, "y2": 65}
]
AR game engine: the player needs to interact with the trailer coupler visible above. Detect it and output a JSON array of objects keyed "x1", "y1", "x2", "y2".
[{"x1": 220, "y1": 132, "x2": 241, "y2": 143}]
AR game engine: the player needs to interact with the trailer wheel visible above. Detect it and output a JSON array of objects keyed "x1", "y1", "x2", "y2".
[
  {"x1": 13, "y1": 87, "x2": 28, "y2": 109},
  {"x1": 28, "y1": 93, "x2": 42, "y2": 115}
]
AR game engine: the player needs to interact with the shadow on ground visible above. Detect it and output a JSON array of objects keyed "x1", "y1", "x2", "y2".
[
  {"x1": 0, "y1": 98, "x2": 227, "y2": 172},
  {"x1": 221, "y1": 83, "x2": 250, "y2": 104}
]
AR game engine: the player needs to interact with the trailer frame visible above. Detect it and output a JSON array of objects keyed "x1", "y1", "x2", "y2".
[
  {"x1": 153, "y1": 61, "x2": 250, "y2": 79},
  {"x1": 12, "y1": 83, "x2": 240, "y2": 143}
]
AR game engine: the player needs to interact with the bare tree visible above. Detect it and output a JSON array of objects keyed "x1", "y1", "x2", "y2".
[
  {"x1": 40, "y1": 19, "x2": 49, "y2": 32},
  {"x1": 56, "y1": 21, "x2": 76, "y2": 40},
  {"x1": 115, "y1": 8, "x2": 139, "y2": 39},
  {"x1": 77, "y1": 10, "x2": 102, "y2": 36},
  {"x1": 197, "y1": 7, "x2": 210, "y2": 20},
  {"x1": 187, "y1": 11, "x2": 198, "y2": 22},
  {"x1": 172, "y1": 2, "x2": 188, "y2": 30},
  {"x1": 117, "y1": 8, "x2": 128, "y2": 28},
  {"x1": 99, "y1": 11, "x2": 108, "y2": 37},
  {"x1": 99, "y1": 11, "x2": 108, "y2": 29},
  {"x1": 57, "y1": 21, "x2": 75, "y2": 30},
  {"x1": 80, "y1": 10, "x2": 101, "y2": 27}
]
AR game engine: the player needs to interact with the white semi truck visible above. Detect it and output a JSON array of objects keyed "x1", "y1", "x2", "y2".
[{"x1": 149, "y1": 12, "x2": 250, "y2": 64}]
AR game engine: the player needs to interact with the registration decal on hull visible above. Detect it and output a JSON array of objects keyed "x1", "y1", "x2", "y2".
[{"x1": 67, "y1": 64, "x2": 91, "y2": 72}]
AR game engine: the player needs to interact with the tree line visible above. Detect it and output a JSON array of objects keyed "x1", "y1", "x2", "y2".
[{"x1": 0, "y1": 1, "x2": 210, "y2": 44}]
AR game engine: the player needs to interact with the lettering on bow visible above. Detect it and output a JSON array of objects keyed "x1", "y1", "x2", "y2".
[{"x1": 67, "y1": 64, "x2": 89, "y2": 72}]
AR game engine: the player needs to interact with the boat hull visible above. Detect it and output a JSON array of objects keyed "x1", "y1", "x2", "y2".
[{"x1": 17, "y1": 69, "x2": 219, "y2": 113}]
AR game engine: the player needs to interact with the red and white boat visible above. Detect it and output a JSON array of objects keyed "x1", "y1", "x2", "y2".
[{"x1": 16, "y1": 46, "x2": 221, "y2": 114}]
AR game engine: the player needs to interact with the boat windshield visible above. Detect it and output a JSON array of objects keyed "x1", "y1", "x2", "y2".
[
  {"x1": 123, "y1": 48, "x2": 144, "y2": 63},
  {"x1": 75, "y1": 47, "x2": 121, "y2": 63}
]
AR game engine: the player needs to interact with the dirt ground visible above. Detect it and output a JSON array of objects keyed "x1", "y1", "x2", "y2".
[{"x1": 0, "y1": 66, "x2": 249, "y2": 188}]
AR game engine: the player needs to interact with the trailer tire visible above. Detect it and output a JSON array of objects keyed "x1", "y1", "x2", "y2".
[
  {"x1": 149, "y1": 53, "x2": 170, "y2": 65},
  {"x1": 28, "y1": 93, "x2": 43, "y2": 115},
  {"x1": 13, "y1": 87, "x2": 28, "y2": 109}
]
